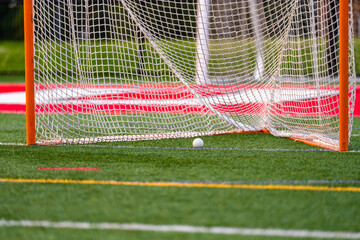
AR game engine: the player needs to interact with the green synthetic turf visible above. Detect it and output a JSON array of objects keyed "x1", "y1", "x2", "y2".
[
  {"x1": 0, "y1": 183, "x2": 359, "y2": 232},
  {"x1": 0, "y1": 131, "x2": 359, "y2": 182},
  {"x1": 0, "y1": 113, "x2": 359, "y2": 240},
  {"x1": 0, "y1": 228, "x2": 297, "y2": 240}
]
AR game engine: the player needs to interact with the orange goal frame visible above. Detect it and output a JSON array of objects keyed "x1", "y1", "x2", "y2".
[
  {"x1": 339, "y1": 0, "x2": 350, "y2": 151},
  {"x1": 24, "y1": 0, "x2": 35, "y2": 145},
  {"x1": 24, "y1": 0, "x2": 351, "y2": 151}
]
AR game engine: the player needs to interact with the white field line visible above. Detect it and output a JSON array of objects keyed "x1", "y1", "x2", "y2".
[
  {"x1": 0, "y1": 142, "x2": 26, "y2": 146},
  {"x1": 0, "y1": 219, "x2": 359, "y2": 239}
]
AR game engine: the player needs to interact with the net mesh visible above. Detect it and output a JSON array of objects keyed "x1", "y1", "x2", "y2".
[{"x1": 32, "y1": 0, "x2": 356, "y2": 150}]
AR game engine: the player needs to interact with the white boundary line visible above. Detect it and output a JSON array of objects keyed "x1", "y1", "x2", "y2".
[
  {"x1": 0, "y1": 142, "x2": 26, "y2": 146},
  {"x1": 0, "y1": 219, "x2": 359, "y2": 239}
]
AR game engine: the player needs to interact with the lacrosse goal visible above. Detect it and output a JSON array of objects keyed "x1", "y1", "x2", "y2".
[{"x1": 24, "y1": 0, "x2": 356, "y2": 151}]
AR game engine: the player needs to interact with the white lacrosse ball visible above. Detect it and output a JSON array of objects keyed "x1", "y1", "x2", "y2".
[{"x1": 192, "y1": 138, "x2": 204, "y2": 148}]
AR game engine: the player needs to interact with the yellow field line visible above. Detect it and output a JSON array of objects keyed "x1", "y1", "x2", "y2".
[{"x1": 0, "y1": 178, "x2": 359, "y2": 192}]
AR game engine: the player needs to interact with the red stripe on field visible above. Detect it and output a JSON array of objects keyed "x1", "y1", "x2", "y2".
[
  {"x1": 0, "y1": 84, "x2": 26, "y2": 93},
  {"x1": 0, "y1": 104, "x2": 26, "y2": 113},
  {"x1": 0, "y1": 84, "x2": 359, "y2": 116},
  {"x1": 355, "y1": 87, "x2": 360, "y2": 117},
  {"x1": 38, "y1": 167, "x2": 101, "y2": 171}
]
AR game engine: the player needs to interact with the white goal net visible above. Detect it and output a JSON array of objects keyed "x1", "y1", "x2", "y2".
[{"x1": 32, "y1": 0, "x2": 356, "y2": 150}]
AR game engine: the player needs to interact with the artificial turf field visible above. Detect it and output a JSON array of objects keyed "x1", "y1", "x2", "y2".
[
  {"x1": 1, "y1": 42, "x2": 360, "y2": 239},
  {"x1": 1, "y1": 90, "x2": 360, "y2": 239}
]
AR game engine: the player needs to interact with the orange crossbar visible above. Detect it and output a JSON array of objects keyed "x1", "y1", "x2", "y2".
[
  {"x1": 24, "y1": 0, "x2": 35, "y2": 145},
  {"x1": 339, "y1": 0, "x2": 349, "y2": 152}
]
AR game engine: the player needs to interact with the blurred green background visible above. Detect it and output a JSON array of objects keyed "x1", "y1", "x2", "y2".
[
  {"x1": 1, "y1": 0, "x2": 360, "y2": 78},
  {"x1": 0, "y1": 0, "x2": 24, "y2": 75}
]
